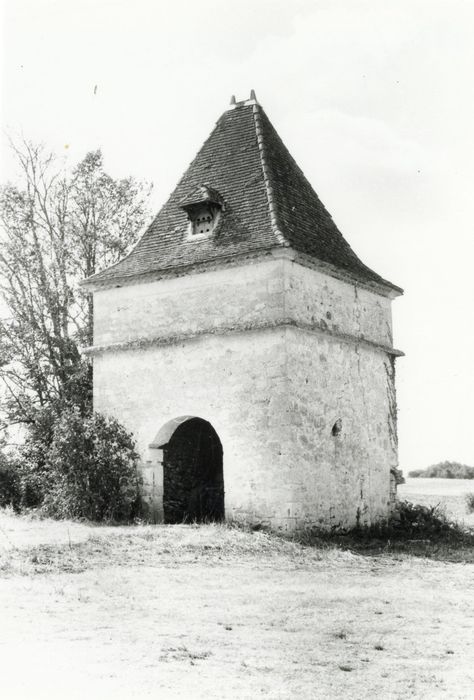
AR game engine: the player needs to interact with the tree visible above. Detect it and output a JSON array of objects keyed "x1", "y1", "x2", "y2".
[{"x1": 0, "y1": 141, "x2": 151, "y2": 429}]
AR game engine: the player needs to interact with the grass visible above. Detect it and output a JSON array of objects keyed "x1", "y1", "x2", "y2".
[
  {"x1": 2, "y1": 498, "x2": 473, "y2": 578},
  {"x1": 1, "y1": 485, "x2": 474, "y2": 699},
  {"x1": 0, "y1": 518, "x2": 319, "y2": 577},
  {"x1": 295, "y1": 499, "x2": 474, "y2": 563}
]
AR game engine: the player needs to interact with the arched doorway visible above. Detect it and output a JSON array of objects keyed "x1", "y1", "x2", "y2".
[{"x1": 159, "y1": 417, "x2": 224, "y2": 524}]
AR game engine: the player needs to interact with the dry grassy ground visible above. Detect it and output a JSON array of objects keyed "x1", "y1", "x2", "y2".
[{"x1": 0, "y1": 482, "x2": 473, "y2": 699}]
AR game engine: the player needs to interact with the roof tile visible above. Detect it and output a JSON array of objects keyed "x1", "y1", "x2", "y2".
[{"x1": 86, "y1": 101, "x2": 401, "y2": 294}]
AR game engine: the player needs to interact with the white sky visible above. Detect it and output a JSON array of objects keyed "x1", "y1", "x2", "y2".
[{"x1": 1, "y1": 0, "x2": 473, "y2": 470}]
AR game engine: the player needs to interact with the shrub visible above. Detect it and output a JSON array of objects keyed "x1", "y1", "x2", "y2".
[
  {"x1": 298, "y1": 499, "x2": 470, "y2": 555},
  {"x1": 0, "y1": 450, "x2": 21, "y2": 510},
  {"x1": 42, "y1": 408, "x2": 142, "y2": 522},
  {"x1": 10, "y1": 402, "x2": 67, "y2": 508},
  {"x1": 389, "y1": 500, "x2": 462, "y2": 538},
  {"x1": 465, "y1": 493, "x2": 474, "y2": 514}
]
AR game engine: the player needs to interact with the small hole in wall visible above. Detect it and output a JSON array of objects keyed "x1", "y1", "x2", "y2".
[{"x1": 331, "y1": 419, "x2": 342, "y2": 437}]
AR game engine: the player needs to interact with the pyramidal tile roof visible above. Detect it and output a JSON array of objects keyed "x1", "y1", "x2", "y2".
[{"x1": 85, "y1": 94, "x2": 402, "y2": 295}]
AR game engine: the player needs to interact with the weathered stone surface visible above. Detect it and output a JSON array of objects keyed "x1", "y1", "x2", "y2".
[
  {"x1": 92, "y1": 258, "x2": 285, "y2": 347},
  {"x1": 285, "y1": 262, "x2": 393, "y2": 348},
  {"x1": 92, "y1": 256, "x2": 399, "y2": 530}
]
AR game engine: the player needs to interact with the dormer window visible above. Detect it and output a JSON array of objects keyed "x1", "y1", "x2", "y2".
[
  {"x1": 192, "y1": 204, "x2": 218, "y2": 236},
  {"x1": 180, "y1": 185, "x2": 224, "y2": 240}
]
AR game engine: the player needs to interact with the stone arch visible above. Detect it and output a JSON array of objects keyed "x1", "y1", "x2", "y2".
[
  {"x1": 150, "y1": 415, "x2": 196, "y2": 450},
  {"x1": 149, "y1": 416, "x2": 224, "y2": 524}
]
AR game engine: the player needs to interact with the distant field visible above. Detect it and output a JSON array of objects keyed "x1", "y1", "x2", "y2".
[{"x1": 399, "y1": 477, "x2": 474, "y2": 527}]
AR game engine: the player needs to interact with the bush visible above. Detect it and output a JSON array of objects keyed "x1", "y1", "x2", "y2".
[
  {"x1": 7, "y1": 403, "x2": 67, "y2": 509},
  {"x1": 0, "y1": 450, "x2": 21, "y2": 510},
  {"x1": 42, "y1": 408, "x2": 142, "y2": 522},
  {"x1": 294, "y1": 500, "x2": 473, "y2": 562},
  {"x1": 465, "y1": 493, "x2": 474, "y2": 514},
  {"x1": 18, "y1": 436, "x2": 54, "y2": 509},
  {"x1": 389, "y1": 500, "x2": 462, "y2": 539}
]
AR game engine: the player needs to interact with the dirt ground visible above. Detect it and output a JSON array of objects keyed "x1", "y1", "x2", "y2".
[{"x1": 1, "y1": 487, "x2": 473, "y2": 699}]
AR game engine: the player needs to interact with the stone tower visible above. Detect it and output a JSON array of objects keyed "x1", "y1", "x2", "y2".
[{"x1": 83, "y1": 92, "x2": 403, "y2": 531}]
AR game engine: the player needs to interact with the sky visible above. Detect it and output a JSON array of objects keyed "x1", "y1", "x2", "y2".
[{"x1": 1, "y1": 0, "x2": 473, "y2": 471}]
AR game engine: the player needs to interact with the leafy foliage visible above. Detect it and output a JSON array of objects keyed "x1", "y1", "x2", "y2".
[
  {"x1": 0, "y1": 141, "x2": 151, "y2": 521},
  {"x1": 0, "y1": 441, "x2": 21, "y2": 510},
  {"x1": 14, "y1": 402, "x2": 64, "y2": 507},
  {"x1": 388, "y1": 500, "x2": 465, "y2": 538},
  {"x1": 0, "y1": 142, "x2": 151, "y2": 428},
  {"x1": 408, "y1": 461, "x2": 474, "y2": 479},
  {"x1": 42, "y1": 408, "x2": 142, "y2": 521}
]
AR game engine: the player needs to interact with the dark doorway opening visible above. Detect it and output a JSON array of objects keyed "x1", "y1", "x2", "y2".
[{"x1": 161, "y1": 418, "x2": 224, "y2": 524}]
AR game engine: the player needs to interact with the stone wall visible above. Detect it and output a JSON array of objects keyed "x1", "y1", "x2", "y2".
[
  {"x1": 285, "y1": 261, "x2": 393, "y2": 347},
  {"x1": 93, "y1": 257, "x2": 285, "y2": 347},
  {"x1": 283, "y1": 327, "x2": 397, "y2": 529},
  {"x1": 91, "y1": 254, "x2": 399, "y2": 530},
  {"x1": 92, "y1": 255, "x2": 394, "y2": 351},
  {"x1": 93, "y1": 328, "x2": 294, "y2": 526}
]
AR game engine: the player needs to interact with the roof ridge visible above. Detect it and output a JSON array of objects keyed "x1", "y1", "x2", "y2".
[{"x1": 252, "y1": 104, "x2": 288, "y2": 248}]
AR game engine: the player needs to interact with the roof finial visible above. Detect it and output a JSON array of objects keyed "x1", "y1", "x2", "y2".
[
  {"x1": 229, "y1": 95, "x2": 236, "y2": 105},
  {"x1": 250, "y1": 89, "x2": 256, "y2": 101}
]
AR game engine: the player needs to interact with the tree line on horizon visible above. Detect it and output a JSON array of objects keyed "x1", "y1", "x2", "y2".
[{"x1": 408, "y1": 461, "x2": 474, "y2": 479}]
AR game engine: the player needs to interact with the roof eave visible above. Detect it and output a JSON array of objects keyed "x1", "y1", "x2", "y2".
[
  {"x1": 270, "y1": 248, "x2": 403, "y2": 298},
  {"x1": 80, "y1": 245, "x2": 403, "y2": 299},
  {"x1": 79, "y1": 247, "x2": 280, "y2": 292}
]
